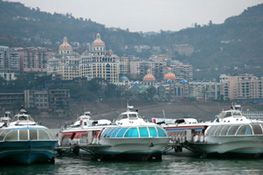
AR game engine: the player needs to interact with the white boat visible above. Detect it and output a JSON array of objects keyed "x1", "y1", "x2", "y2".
[
  {"x1": 58, "y1": 111, "x2": 112, "y2": 156},
  {"x1": 187, "y1": 105, "x2": 263, "y2": 157},
  {"x1": 0, "y1": 111, "x2": 11, "y2": 128},
  {"x1": 58, "y1": 105, "x2": 169, "y2": 161},
  {"x1": 96, "y1": 105, "x2": 169, "y2": 160},
  {"x1": 0, "y1": 108, "x2": 58, "y2": 164}
]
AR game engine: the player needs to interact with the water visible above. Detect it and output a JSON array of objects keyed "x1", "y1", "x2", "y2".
[{"x1": 1, "y1": 155, "x2": 263, "y2": 175}]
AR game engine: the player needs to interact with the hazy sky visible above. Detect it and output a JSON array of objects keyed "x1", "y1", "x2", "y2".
[{"x1": 8, "y1": 0, "x2": 263, "y2": 32}]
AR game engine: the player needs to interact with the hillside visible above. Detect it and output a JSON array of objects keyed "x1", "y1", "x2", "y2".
[{"x1": 0, "y1": 0, "x2": 263, "y2": 80}]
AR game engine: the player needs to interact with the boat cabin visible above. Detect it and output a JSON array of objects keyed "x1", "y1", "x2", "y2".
[
  {"x1": 101, "y1": 126, "x2": 167, "y2": 138},
  {"x1": 115, "y1": 111, "x2": 145, "y2": 125},
  {"x1": 10, "y1": 108, "x2": 36, "y2": 126},
  {"x1": 0, "y1": 127, "x2": 56, "y2": 142},
  {"x1": 205, "y1": 123, "x2": 263, "y2": 137}
]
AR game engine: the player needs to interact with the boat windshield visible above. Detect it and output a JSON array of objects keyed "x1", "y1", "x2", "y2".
[
  {"x1": 233, "y1": 112, "x2": 242, "y2": 116},
  {"x1": 12, "y1": 115, "x2": 35, "y2": 122},
  {"x1": 129, "y1": 113, "x2": 138, "y2": 119},
  {"x1": 117, "y1": 112, "x2": 141, "y2": 120}
]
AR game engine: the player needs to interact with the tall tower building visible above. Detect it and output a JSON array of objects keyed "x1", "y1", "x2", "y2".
[{"x1": 80, "y1": 33, "x2": 119, "y2": 83}]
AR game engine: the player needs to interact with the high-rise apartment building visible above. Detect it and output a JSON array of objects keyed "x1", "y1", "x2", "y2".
[
  {"x1": 0, "y1": 46, "x2": 19, "y2": 73},
  {"x1": 220, "y1": 74, "x2": 263, "y2": 100},
  {"x1": 18, "y1": 47, "x2": 54, "y2": 73}
]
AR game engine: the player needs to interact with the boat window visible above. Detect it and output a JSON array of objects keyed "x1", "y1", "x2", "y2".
[
  {"x1": 220, "y1": 125, "x2": 231, "y2": 136},
  {"x1": 124, "y1": 127, "x2": 139, "y2": 137},
  {"x1": 110, "y1": 128, "x2": 120, "y2": 138},
  {"x1": 19, "y1": 115, "x2": 28, "y2": 120},
  {"x1": 45, "y1": 129, "x2": 56, "y2": 140},
  {"x1": 233, "y1": 112, "x2": 241, "y2": 116},
  {"x1": 251, "y1": 124, "x2": 263, "y2": 135},
  {"x1": 120, "y1": 114, "x2": 128, "y2": 119},
  {"x1": 80, "y1": 134, "x2": 87, "y2": 144},
  {"x1": 157, "y1": 127, "x2": 167, "y2": 137},
  {"x1": 106, "y1": 128, "x2": 115, "y2": 138},
  {"x1": 39, "y1": 129, "x2": 51, "y2": 140},
  {"x1": 205, "y1": 127, "x2": 213, "y2": 136},
  {"x1": 5, "y1": 130, "x2": 18, "y2": 141},
  {"x1": 116, "y1": 128, "x2": 129, "y2": 137},
  {"x1": 236, "y1": 125, "x2": 252, "y2": 135},
  {"x1": 19, "y1": 129, "x2": 28, "y2": 140},
  {"x1": 245, "y1": 125, "x2": 252, "y2": 135},
  {"x1": 149, "y1": 127, "x2": 157, "y2": 137},
  {"x1": 208, "y1": 126, "x2": 219, "y2": 136},
  {"x1": 102, "y1": 128, "x2": 112, "y2": 138},
  {"x1": 129, "y1": 114, "x2": 137, "y2": 119},
  {"x1": 30, "y1": 129, "x2": 38, "y2": 140},
  {"x1": 225, "y1": 112, "x2": 232, "y2": 117},
  {"x1": 227, "y1": 125, "x2": 240, "y2": 135},
  {"x1": 214, "y1": 125, "x2": 224, "y2": 136},
  {"x1": 139, "y1": 127, "x2": 149, "y2": 137},
  {"x1": 0, "y1": 130, "x2": 10, "y2": 141}
]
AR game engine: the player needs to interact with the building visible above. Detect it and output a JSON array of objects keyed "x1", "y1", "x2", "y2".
[
  {"x1": 170, "y1": 64, "x2": 193, "y2": 81},
  {"x1": 24, "y1": 90, "x2": 49, "y2": 109},
  {"x1": 189, "y1": 81, "x2": 220, "y2": 101},
  {"x1": 220, "y1": 74, "x2": 263, "y2": 100},
  {"x1": 58, "y1": 57, "x2": 80, "y2": 80},
  {"x1": 49, "y1": 89, "x2": 70, "y2": 112},
  {"x1": 59, "y1": 37, "x2": 73, "y2": 55},
  {"x1": 79, "y1": 33, "x2": 119, "y2": 83},
  {"x1": 143, "y1": 69, "x2": 156, "y2": 86},
  {"x1": 0, "y1": 72, "x2": 17, "y2": 81},
  {"x1": 130, "y1": 59, "x2": 167, "y2": 80},
  {"x1": 117, "y1": 56, "x2": 130, "y2": 76},
  {"x1": 0, "y1": 46, "x2": 19, "y2": 73},
  {"x1": 18, "y1": 47, "x2": 54, "y2": 73},
  {"x1": 47, "y1": 37, "x2": 80, "y2": 80},
  {"x1": 0, "y1": 93, "x2": 24, "y2": 109}
]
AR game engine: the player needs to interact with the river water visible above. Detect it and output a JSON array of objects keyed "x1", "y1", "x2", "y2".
[{"x1": 1, "y1": 154, "x2": 263, "y2": 175}]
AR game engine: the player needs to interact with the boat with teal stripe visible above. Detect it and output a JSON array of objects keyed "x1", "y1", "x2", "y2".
[
  {"x1": 0, "y1": 108, "x2": 58, "y2": 165},
  {"x1": 58, "y1": 104, "x2": 169, "y2": 161}
]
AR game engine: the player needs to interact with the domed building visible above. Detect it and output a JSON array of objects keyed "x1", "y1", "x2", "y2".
[
  {"x1": 164, "y1": 67, "x2": 176, "y2": 83},
  {"x1": 143, "y1": 69, "x2": 156, "y2": 85},
  {"x1": 79, "y1": 33, "x2": 119, "y2": 83},
  {"x1": 59, "y1": 37, "x2": 73, "y2": 55},
  {"x1": 91, "y1": 33, "x2": 106, "y2": 56}
]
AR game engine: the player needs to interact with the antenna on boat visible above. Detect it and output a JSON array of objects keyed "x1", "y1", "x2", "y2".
[{"x1": 162, "y1": 109, "x2": 166, "y2": 120}]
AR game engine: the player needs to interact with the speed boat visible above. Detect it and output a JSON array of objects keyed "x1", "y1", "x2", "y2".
[
  {"x1": 96, "y1": 105, "x2": 169, "y2": 160},
  {"x1": 0, "y1": 108, "x2": 58, "y2": 164},
  {"x1": 186, "y1": 105, "x2": 263, "y2": 157},
  {"x1": 58, "y1": 105, "x2": 169, "y2": 161},
  {"x1": 57, "y1": 111, "x2": 112, "y2": 156}
]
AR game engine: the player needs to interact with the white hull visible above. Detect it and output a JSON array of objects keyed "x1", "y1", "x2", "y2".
[
  {"x1": 97, "y1": 137, "x2": 169, "y2": 154},
  {"x1": 189, "y1": 136, "x2": 263, "y2": 154}
]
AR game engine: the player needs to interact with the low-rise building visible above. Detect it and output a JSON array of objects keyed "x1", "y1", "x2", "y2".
[
  {"x1": 24, "y1": 90, "x2": 49, "y2": 109},
  {"x1": 0, "y1": 93, "x2": 24, "y2": 109}
]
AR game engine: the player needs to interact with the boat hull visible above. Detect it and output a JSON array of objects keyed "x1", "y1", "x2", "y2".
[
  {"x1": 63, "y1": 137, "x2": 169, "y2": 161},
  {"x1": 92, "y1": 137, "x2": 168, "y2": 160},
  {"x1": 188, "y1": 135, "x2": 263, "y2": 156},
  {"x1": 0, "y1": 140, "x2": 57, "y2": 165}
]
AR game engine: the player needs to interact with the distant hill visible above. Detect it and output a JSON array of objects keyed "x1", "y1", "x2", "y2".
[{"x1": 0, "y1": 0, "x2": 263, "y2": 80}]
